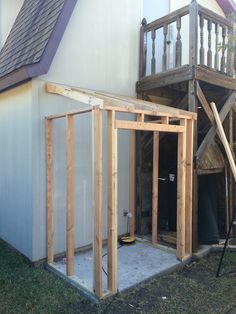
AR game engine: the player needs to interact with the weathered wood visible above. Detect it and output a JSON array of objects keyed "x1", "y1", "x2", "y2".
[
  {"x1": 177, "y1": 119, "x2": 187, "y2": 260},
  {"x1": 196, "y1": 93, "x2": 235, "y2": 160},
  {"x1": 162, "y1": 24, "x2": 168, "y2": 72},
  {"x1": 189, "y1": 0, "x2": 198, "y2": 67},
  {"x1": 143, "y1": 5, "x2": 190, "y2": 32},
  {"x1": 66, "y1": 115, "x2": 74, "y2": 276},
  {"x1": 151, "y1": 29, "x2": 156, "y2": 75},
  {"x1": 46, "y1": 119, "x2": 54, "y2": 263},
  {"x1": 175, "y1": 17, "x2": 182, "y2": 67},
  {"x1": 198, "y1": 4, "x2": 233, "y2": 28},
  {"x1": 139, "y1": 18, "x2": 147, "y2": 79},
  {"x1": 207, "y1": 20, "x2": 212, "y2": 68},
  {"x1": 115, "y1": 120, "x2": 185, "y2": 133},
  {"x1": 137, "y1": 65, "x2": 193, "y2": 92},
  {"x1": 211, "y1": 102, "x2": 236, "y2": 181},
  {"x1": 214, "y1": 23, "x2": 219, "y2": 70},
  {"x1": 152, "y1": 132, "x2": 159, "y2": 245},
  {"x1": 196, "y1": 82, "x2": 215, "y2": 125},
  {"x1": 93, "y1": 108, "x2": 103, "y2": 298},
  {"x1": 107, "y1": 110, "x2": 118, "y2": 294},
  {"x1": 129, "y1": 130, "x2": 136, "y2": 238},
  {"x1": 199, "y1": 14, "x2": 205, "y2": 65},
  {"x1": 221, "y1": 27, "x2": 226, "y2": 72},
  {"x1": 228, "y1": 110, "x2": 234, "y2": 228},
  {"x1": 185, "y1": 119, "x2": 194, "y2": 255},
  {"x1": 195, "y1": 66, "x2": 236, "y2": 90}
]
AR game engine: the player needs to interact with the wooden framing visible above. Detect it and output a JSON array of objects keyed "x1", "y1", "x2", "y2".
[{"x1": 45, "y1": 83, "x2": 196, "y2": 299}]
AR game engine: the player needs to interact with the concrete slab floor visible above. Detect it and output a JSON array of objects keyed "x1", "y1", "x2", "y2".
[{"x1": 52, "y1": 241, "x2": 180, "y2": 294}]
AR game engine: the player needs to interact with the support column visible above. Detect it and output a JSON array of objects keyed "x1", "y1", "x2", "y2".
[
  {"x1": 46, "y1": 119, "x2": 54, "y2": 263},
  {"x1": 129, "y1": 130, "x2": 135, "y2": 238},
  {"x1": 152, "y1": 132, "x2": 159, "y2": 245},
  {"x1": 188, "y1": 80, "x2": 198, "y2": 252},
  {"x1": 93, "y1": 108, "x2": 103, "y2": 298},
  {"x1": 177, "y1": 119, "x2": 187, "y2": 260},
  {"x1": 185, "y1": 119, "x2": 194, "y2": 255},
  {"x1": 107, "y1": 110, "x2": 118, "y2": 293},
  {"x1": 66, "y1": 115, "x2": 75, "y2": 276}
]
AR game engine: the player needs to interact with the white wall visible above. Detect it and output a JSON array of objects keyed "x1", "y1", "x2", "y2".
[
  {"x1": 170, "y1": 0, "x2": 225, "y2": 16},
  {"x1": 0, "y1": 82, "x2": 33, "y2": 259},
  {"x1": 41, "y1": 0, "x2": 142, "y2": 97},
  {"x1": 31, "y1": 79, "x2": 133, "y2": 261},
  {"x1": 0, "y1": 0, "x2": 24, "y2": 47}
]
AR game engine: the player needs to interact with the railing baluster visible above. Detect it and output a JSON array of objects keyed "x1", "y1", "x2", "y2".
[
  {"x1": 162, "y1": 24, "x2": 168, "y2": 71},
  {"x1": 151, "y1": 29, "x2": 156, "y2": 75},
  {"x1": 207, "y1": 19, "x2": 212, "y2": 67},
  {"x1": 175, "y1": 16, "x2": 182, "y2": 67},
  {"x1": 214, "y1": 23, "x2": 219, "y2": 70},
  {"x1": 199, "y1": 14, "x2": 205, "y2": 65},
  {"x1": 226, "y1": 26, "x2": 234, "y2": 76},
  {"x1": 139, "y1": 18, "x2": 147, "y2": 79},
  {"x1": 221, "y1": 27, "x2": 226, "y2": 72}
]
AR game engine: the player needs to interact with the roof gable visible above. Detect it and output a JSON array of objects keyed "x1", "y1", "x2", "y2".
[{"x1": 0, "y1": 0, "x2": 77, "y2": 92}]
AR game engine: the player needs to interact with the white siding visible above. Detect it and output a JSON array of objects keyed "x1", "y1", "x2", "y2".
[
  {"x1": 0, "y1": 83, "x2": 33, "y2": 259},
  {"x1": 31, "y1": 79, "x2": 133, "y2": 261},
  {"x1": 170, "y1": 0, "x2": 225, "y2": 16},
  {"x1": 40, "y1": 0, "x2": 142, "y2": 97}
]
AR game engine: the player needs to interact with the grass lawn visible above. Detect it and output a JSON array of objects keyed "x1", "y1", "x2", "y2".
[{"x1": 0, "y1": 240, "x2": 236, "y2": 314}]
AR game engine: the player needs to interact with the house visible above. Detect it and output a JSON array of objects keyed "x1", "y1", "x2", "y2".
[{"x1": 0, "y1": 0, "x2": 235, "y2": 299}]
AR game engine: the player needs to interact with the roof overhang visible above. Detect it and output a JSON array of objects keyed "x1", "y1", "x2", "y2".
[
  {"x1": 0, "y1": 0, "x2": 77, "y2": 93},
  {"x1": 216, "y1": 0, "x2": 236, "y2": 15}
]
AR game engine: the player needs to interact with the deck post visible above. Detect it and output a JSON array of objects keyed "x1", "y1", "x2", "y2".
[
  {"x1": 66, "y1": 115, "x2": 75, "y2": 276},
  {"x1": 107, "y1": 110, "x2": 118, "y2": 293},
  {"x1": 92, "y1": 108, "x2": 103, "y2": 298}
]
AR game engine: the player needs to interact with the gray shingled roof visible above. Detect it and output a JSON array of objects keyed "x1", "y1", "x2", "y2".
[{"x1": 0, "y1": 0, "x2": 66, "y2": 78}]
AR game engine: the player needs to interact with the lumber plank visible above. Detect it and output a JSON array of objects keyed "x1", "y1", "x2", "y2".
[
  {"x1": 115, "y1": 120, "x2": 184, "y2": 133},
  {"x1": 66, "y1": 115, "x2": 74, "y2": 276},
  {"x1": 152, "y1": 132, "x2": 159, "y2": 245},
  {"x1": 46, "y1": 107, "x2": 93, "y2": 120},
  {"x1": 107, "y1": 110, "x2": 118, "y2": 293},
  {"x1": 45, "y1": 83, "x2": 103, "y2": 106},
  {"x1": 185, "y1": 119, "x2": 194, "y2": 255},
  {"x1": 211, "y1": 103, "x2": 236, "y2": 181},
  {"x1": 177, "y1": 119, "x2": 187, "y2": 260},
  {"x1": 93, "y1": 108, "x2": 103, "y2": 298},
  {"x1": 46, "y1": 119, "x2": 54, "y2": 263},
  {"x1": 129, "y1": 130, "x2": 136, "y2": 238}
]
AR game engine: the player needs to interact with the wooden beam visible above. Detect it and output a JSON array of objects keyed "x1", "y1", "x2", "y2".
[
  {"x1": 185, "y1": 119, "x2": 194, "y2": 255},
  {"x1": 46, "y1": 107, "x2": 93, "y2": 120},
  {"x1": 46, "y1": 119, "x2": 54, "y2": 263},
  {"x1": 129, "y1": 130, "x2": 135, "y2": 238},
  {"x1": 177, "y1": 119, "x2": 187, "y2": 260},
  {"x1": 152, "y1": 132, "x2": 159, "y2": 245},
  {"x1": 93, "y1": 108, "x2": 103, "y2": 298},
  {"x1": 107, "y1": 110, "x2": 118, "y2": 294},
  {"x1": 45, "y1": 83, "x2": 104, "y2": 106},
  {"x1": 66, "y1": 115, "x2": 74, "y2": 276},
  {"x1": 197, "y1": 92, "x2": 235, "y2": 160},
  {"x1": 115, "y1": 120, "x2": 184, "y2": 133},
  {"x1": 211, "y1": 103, "x2": 236, "y2": 181},
  {"x1": 196, "y1": 82, "x2": 215, "y2": 125}
]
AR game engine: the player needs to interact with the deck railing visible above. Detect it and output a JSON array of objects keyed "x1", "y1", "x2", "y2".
[{"x1": 139, "y1": 1, "x2": 235, "y2": 79}]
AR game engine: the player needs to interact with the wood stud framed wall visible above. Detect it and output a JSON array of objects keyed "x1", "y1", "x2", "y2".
[{"x1": 45, "y1": 83, "x2": 196, "y2": 299}]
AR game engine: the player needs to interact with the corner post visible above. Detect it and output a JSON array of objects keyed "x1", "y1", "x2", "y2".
[{"x1": 92, "y1": 108, "x2": 103, "y2": 298}]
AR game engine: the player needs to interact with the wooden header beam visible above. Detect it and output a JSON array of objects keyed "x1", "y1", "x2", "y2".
[{"x1": 115, "y1": 120, "x2": 184, "y2": 133}]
